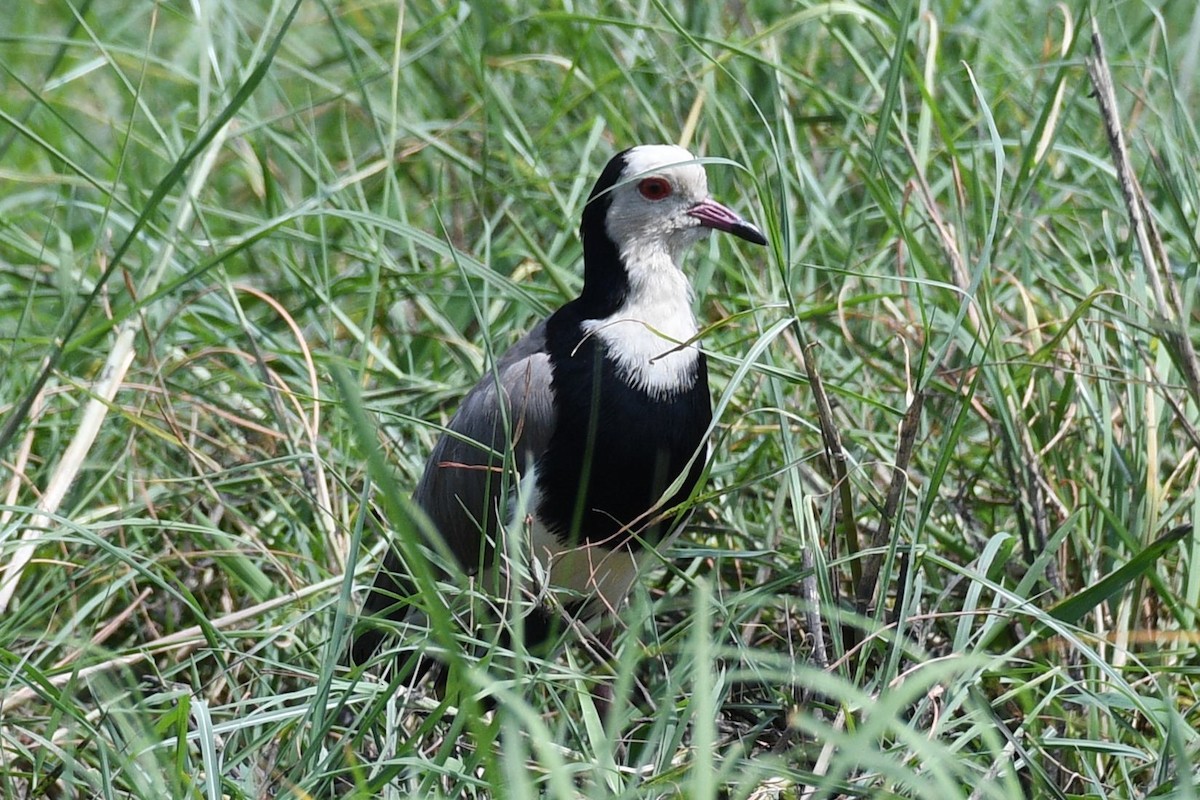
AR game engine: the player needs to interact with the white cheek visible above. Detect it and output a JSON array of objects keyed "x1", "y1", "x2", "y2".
[{"x1": 669, "y1": 225, "x2": 710, "y2": 262}]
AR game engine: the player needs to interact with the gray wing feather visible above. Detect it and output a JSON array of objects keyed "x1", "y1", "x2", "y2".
[
  {"x1": 351, "y1": 320, "x2": 555, "y2": 666},
  {"x1": 413, "y1": 319, "x2": 555, "y2": 568}
]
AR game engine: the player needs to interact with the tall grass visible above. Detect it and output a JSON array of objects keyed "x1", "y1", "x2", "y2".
[{"x1": 2, "y1": 0, "x2": 1197, "y2": 797}]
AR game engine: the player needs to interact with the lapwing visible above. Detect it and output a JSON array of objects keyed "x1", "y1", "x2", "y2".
[{"x1": 350, "y1": 144, "x2": 767, "y2": 675}]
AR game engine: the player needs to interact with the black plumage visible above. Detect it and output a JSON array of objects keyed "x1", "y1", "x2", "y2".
[{"x1": 350, "y1": 144, "x2": 765, "y2": 668}]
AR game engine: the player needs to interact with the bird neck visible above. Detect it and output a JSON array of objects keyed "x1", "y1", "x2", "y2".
[{"x1": 577, "y1": 219, "x2": 628, "y2": 316}]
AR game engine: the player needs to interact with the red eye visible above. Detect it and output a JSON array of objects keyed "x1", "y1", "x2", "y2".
[{"x1": 637, "y1": 177, "x2": 673, "y2": 200}]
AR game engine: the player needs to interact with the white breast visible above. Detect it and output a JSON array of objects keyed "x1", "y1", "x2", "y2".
[{"x1": 579, "y1": 254, "x2": 700, "y2": 396}]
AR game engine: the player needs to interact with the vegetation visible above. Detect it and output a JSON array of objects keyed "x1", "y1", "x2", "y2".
[{"x1": 1, "y1": 0, "x2": 1197, "y2": 797}]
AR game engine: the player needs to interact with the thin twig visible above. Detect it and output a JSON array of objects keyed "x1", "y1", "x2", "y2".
[
  {"x1": 1086, "y1": 22, "x2": 1200, "y2": 406},
  {"x1": 798, "y1": 341, "x2": 861, "y2": 591},
  {"x1": 855, "y1": 391, "x2": 925, "y2": 616}
]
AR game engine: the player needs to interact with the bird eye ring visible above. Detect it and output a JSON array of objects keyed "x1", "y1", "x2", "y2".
[{"x1": 637, "y1": 177, "x2": 673, "y2": 201}]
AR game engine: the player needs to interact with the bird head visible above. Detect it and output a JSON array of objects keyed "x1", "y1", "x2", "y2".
[
  {"x1": 579, "y1": 145, "x2": 766, "y2": 308},
  {"x1": 583, "y1": 144, "x2": 766, "y2": 262}
]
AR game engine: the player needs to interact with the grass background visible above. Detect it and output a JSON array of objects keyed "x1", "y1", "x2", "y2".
[{"x1": 2, "y1": 0, "x2": 1199, "y2": 797}]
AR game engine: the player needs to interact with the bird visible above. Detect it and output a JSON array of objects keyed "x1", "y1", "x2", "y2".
[{"x1": 349, "y1": 144, "x2": 767, "y2": 676}]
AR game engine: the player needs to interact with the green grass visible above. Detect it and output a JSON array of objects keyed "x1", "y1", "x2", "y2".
[{"x1": 2, "y1": 0, "x2": 1199, "y2": 797}]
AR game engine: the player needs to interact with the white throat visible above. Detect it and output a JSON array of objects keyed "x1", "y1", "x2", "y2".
[{"x1": 579, "y1": 249, "x2": 700, "y2": 396}]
